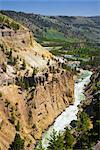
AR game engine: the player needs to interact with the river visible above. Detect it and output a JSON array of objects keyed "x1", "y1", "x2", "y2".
[{"x1": 42, "y1": 69, "x2": 92, "y2": 148}]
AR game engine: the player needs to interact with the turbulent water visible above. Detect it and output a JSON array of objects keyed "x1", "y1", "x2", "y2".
[{"x1": 42, "y1": 70, "x2": 92, "y2": 148}]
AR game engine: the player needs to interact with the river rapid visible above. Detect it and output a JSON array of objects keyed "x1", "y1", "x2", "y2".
[{"x1": 42, "y1": 69, "x2": 92, "y2": 148}]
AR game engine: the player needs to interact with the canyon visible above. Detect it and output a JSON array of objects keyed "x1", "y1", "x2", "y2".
[
  {"x1": 42, "y1": 70, "x2": 92, "y2": 148},
  {"x1": 0, "y1": 13, "x2": 74, "y2": 149}
]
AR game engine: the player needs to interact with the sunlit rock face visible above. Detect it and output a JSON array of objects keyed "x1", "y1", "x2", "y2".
[
  {"x1": 0, "y1": 13, "x2": 74, "y2": 149},
  {"x1": 31, "y1": 70, "x2": 74, "y2": 139},
  {"x1": 0, "y1": 71, "x2": 74, "y2": 149},
  {"x1": 42, "y1": 70, "x2": 92, "y2": 148}
]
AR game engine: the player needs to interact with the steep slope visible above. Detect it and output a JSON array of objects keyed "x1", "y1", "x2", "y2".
[
  {"x1": 0, "y1": 13, "x2": 53, "y2": 70},
  {"x1": 73, "y1": 67, "x2": 100, "y2": 149},
  {"x1": 0, "y1": 13, "x2": 74, "y2": 149}
]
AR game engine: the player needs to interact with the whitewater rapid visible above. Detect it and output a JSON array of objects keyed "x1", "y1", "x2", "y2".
[{"x1": 42, "y1": 70, "x2": 92, "y2": 148}]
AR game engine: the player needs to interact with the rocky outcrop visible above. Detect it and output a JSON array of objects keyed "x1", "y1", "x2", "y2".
[
  {"x1": 0, "y1": 13, "x2": 74, "y2": 149},
  {"x1": 85, "y1": 69, "x2": 100, "y2": 104},
  {"x1": 0, "y1": 70, "x2": 74, "y2": 149},
  {"x1": 0, "y1": 13, "x2": 53, "y2": 71},
  {"x1": 73, "y1": 68, "x2": 100, "y2": 149},
  {"x1": 31, "y1": 70, "x2": 74, "y2": 138}
]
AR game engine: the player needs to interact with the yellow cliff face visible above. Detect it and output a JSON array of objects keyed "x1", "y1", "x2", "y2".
[
  {"x1": 0, "y1": 13, "x2": 74, "y2": 149},
  {"x1": 32, "y1": 71, "x2": 74, "y2": 139},
  {"x1": 1, "y1": 30, "x2": 52, "y2": 58},
  {"x1": 0, "y1": 70, "x2": 74, "y2": 149},
  {"x1": 0, "y1": 28, "x2": 53, "y2": 69},
  {"x1": 0, "y1": 12, "x2": 53, "y2": 71}
]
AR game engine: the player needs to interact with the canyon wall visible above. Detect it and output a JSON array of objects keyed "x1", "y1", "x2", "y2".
[
  {"x1": 0, "y1": 13, "x2": 74, "y2": 149},
  {"x1": 0, "y1": 70, "x2": 74, "y2": 149}
]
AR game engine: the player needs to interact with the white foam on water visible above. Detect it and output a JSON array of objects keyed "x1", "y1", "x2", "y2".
[{"x1": 42, "y1": 70, "x2": 92, "y2": 148}]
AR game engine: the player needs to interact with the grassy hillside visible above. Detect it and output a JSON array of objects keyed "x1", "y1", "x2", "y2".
[
  {"x1": 0, "y1": 13, "x2": 20, "y2": 30},
  {"x1": 0, "y1": 11, "x2": 100, "y2": 68},
  {"x1": 43, "y1": 28, "x2": 66, "y2": 41},
  {"x1": 1, "y1": 10, "x2": 100, "y2": 44},
  {"x1": 0, "y1": 13, "x2": 28, "y2": 31}
]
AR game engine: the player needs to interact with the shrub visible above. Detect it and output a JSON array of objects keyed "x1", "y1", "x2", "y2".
[
  {"x1": 77, "y1": 112, "x2": 91, "y2": 133},
  {"x1": 47, "y1": 129, "x2": 65, "y2": 150},
  {"x1": 35, "y1": 140, "x2": 44, "y2": 150},
  {"x1": 32, "y1": 124, "x2": 36, "y2": 129},
  {"x1": 0, "y1": 92, "x2": 2, "y2": 97},
  {"x1": 32, "y1": 67, "x2": 38, "y2": 77},
  {"x1": 9, "y1": 133, "x2": 24, "y2": 150},
  {"x1": 15, "y1": 121, "x2": 20, "y2": 131},
  {"x1": 21, "y1": 60, "x2": 26, "y2": 70},
  {"x1": 64, "y1": 127, "x2": 74, "y2": 149},
  {"x1": 0, "y1": 15, "x2": 4, "y2": 22},
  {"x1": 10, "y1": 21, "x2": 19, "y2": 30},
  {"x1": 2, "y1": 63, "x2": 6, "y2": 72},
  {"x1": 5, "y1": 99, "x2": 10, "y2": 107}
]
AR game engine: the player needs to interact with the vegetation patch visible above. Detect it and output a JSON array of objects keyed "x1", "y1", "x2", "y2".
[
  {"x1": 43, "y1": 28, "x2": 66, "y2": 41},
  {"x1": 0, "y1": 13, "x2": 20, "y2": 30},
  {"x1": 9, "y1": 133, "x2": 24, "y2": 150}
]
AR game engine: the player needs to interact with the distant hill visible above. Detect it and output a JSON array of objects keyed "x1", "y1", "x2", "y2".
[{"x1": 1, "y1": 10, "x2": 100, "y2": 44}]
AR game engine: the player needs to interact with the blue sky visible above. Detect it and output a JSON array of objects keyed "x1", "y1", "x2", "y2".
[{"x1": 0, "y1": 0, "x2": 100, "y2": 16}]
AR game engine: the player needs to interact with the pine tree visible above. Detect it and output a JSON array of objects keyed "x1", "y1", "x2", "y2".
[
  {"x1": 35, "y1": 140, "x2": 44, "y2": 150},
  {"x1": 9, "y1": 133, "x2": 24, "y2": 150},
  {"x1": 64, "y1": 127, "x2": 74, "y2": 149},
  {"x1": 47, "y1": 129, "x2": 65, "y2": 150}
]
